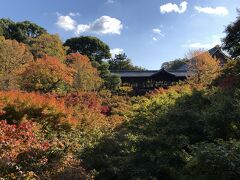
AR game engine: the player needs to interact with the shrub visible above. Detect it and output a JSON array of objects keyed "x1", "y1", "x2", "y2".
[
  {"x1": 0, "y1": 120, "x2": 51, "y2": 178},
  {"x1": 0, "y1": 91, "x2": 76, "y2": 130}
]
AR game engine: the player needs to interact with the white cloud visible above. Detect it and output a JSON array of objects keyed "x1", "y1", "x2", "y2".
[
  {"x1": 152, "y1": 28, "x2": 165, "y2": 37},
  {"x1": 56, "y1": 14, "x2": 123, "y2": 35},
  {"x1": 68, "y1": 12, "x2": 80, "y2": 17},
  {"x1": 76, "y1": 16, "x2": 123, "y2": 35},
  {"x1": 153, "y1": 37, "x2": 158, "y2": 41},
  {"x1": 195, "y1": 6, "x2": 228, "y2": 16},
  {"x1": 56, "y1": 15, "x2": 77, "y2": 31},
  {"x1": 160, "y1": 1, "x2": 188, "y2": 14},
  {"x1": 110, "y1": 48, "x2": 124, "y2": 57},
  {"x1": 152, "y1": 28, "x2": 161, "y2": 34}
]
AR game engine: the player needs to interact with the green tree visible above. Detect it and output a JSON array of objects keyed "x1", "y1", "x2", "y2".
[
  {"x1": 104, "y1": 74, "x2": 121, "y2": 90},
  {"x1": 0, "y1": 36, "x2": 34, "y2": 89},
  {"x1": 214, "y1": 58, "x2": 240, "y2": 90},
  {"x1": 185, "y1": 141, "x2": 240, "y2": 180},
  {"x1": 0, "y1": 18, "x2": 46, "y2": 44},
  {"x1": 64, "y1": 36, "x2": 121, "y2": 90},
  {"x1": 97, "y1": 61, "x2": 121, "y2": 90},
  {"x1": 161, "y1": 58, "x2": 187, "y2": 71},
  {"x1": 64, "y1": 36, "x2": 111, "y2": 63},
  {"x1": 0, "y1": 18, "x2": 14, "y2": 38},
  {"x1": 82, "y1": 83, "x2": 240, "y2": 179},
  {"x1": 30, "y1": 34, "x2": 67, "y2": 62},
  {"x1": 222, "y1": 10, "x2": 240, "y2": 58},
  {"x1": 108, "y1": 53, "x2": 144, "y2": 71}
]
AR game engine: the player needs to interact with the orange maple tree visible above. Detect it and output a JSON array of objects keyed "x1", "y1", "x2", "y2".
[
  {"x1": 187, "y1": 49, "x2": 220, "y2": 86},
  {"x1": 18, "y1": 55, "x2": 75, "y2": 94},
  {"x1": 66, "y1": 53, "x2": 102, "y2": 91}
]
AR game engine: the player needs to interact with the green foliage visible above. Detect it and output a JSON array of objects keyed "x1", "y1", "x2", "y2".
[
  {"x1": 0, "y1": 18, "x2": 14, "y2": 37},
  {"x1": 81, "y1": 84, "x2": 240, "y2": 179},
  {"x1": 104, "y1": 74, "x2": 121, "y2": 90},
  {"x1": 0, "y1": 18, "x2": 46, "y2": 44},
  {"x1": 64, "y1": 36, "x2": 122, "y2": 91},
  {"x1": 64, "y1": 36, "x2": 111, "y2": 63},
  {"x1": 214, "y1": 59, "x2": 240, "y2": 90},
  {"x1": 184, "y1": 140, "x2": 240, "y2": 180},
  {"x1": 115, "y1": 85, "x2": 134, "y2": 96},
  {"x1": 96, "y1": 61, "x2": 121, "y2": 90},
  {"x1": 30, "y1": 34, "x2": 67, "y2": 62},
  {"x1": 222, "y1": 10, "x2": 240, "y2": 58},
  {"x1": 162, "y1": 58, "x2": 187, "y2": 71},
  {"x1": 108, "y1": 53, "x2": 145, "y2": 71}
]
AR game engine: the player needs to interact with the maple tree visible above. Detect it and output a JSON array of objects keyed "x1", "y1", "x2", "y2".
[
  {"x1": 0, "y1": 91, "x2": 75, "y2": 129},
  {"x1": 30, "y1": 34, "x2": 67, "y2": 62},
  {"x1": 0, "y1": 36, "x2": 34, "y2": 90},
  {"x1": 186, "y1": 49, "x2": 220, "y2": 86},
  {"x1": 66, "y1": 53, "x2": 102, "y2": 91},
  {"x1": 18, "y1": 55, "x2": 74, "y2": 94}
]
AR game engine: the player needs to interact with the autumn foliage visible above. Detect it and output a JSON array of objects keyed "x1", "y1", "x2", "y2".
[
  {"x1": 18, "y1": 55, "x2": 75, "y2": 94},
  {"x1": 2, "y1": 15, "x2": 240, "y2": 179},
  {"x1": 0, "y1": 120, "x2": 50, "y2": 163},
  {"x1": 0, "y1": 91, "x2": 76, "y2": 129},
  {"x1": 66, "y1": 53, "x2": 102, "y2": 91},
  {"x1": 30, "y1": 33, "x2": 67, "y2": 62},
  {"x1": 0, "y1": 36, "x2": 34, "y2": 90},
  {"x1": 187, "y1": 50, "x2": 220, "y2": 86}
]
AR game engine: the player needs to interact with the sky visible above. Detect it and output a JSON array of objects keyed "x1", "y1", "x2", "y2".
[{"x1": 0, "y1": 0, "x2": 239, "y2": 69}]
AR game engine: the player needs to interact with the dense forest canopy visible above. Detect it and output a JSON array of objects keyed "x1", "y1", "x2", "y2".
[{"x1": 1, "y1": 10, "x2": 240, "y2": 179}]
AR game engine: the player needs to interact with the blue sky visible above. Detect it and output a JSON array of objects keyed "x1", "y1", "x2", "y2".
[{"x1": 0, "y1": 0, "x2": 239, "y2": 69}]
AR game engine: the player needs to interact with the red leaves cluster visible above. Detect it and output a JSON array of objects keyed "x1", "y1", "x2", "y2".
[
  {"x1": 0, "y1": 120, "x2": 50, "y2": 163},
  {"x1": 64, "y1": 92, "x2": 101, "y2": 110}
]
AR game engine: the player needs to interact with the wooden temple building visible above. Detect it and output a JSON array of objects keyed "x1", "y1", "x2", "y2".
[
  {"x1": 111, "y1": 46, "x2": 229, "y2": 93},
  {"x1": 111, "y1": 69, "x2": 187, "y2": 93}
]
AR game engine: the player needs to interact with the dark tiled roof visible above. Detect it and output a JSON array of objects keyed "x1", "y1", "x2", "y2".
[
  {"x1": 111, "y1": 69, "x2": 188, "y2": 78},
  {"x1": 168, "y1": 71, "x2": 189, "y2": 77},
  {"x1": 111, "y1": 70, "x2": 158, "y2": 77}
]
